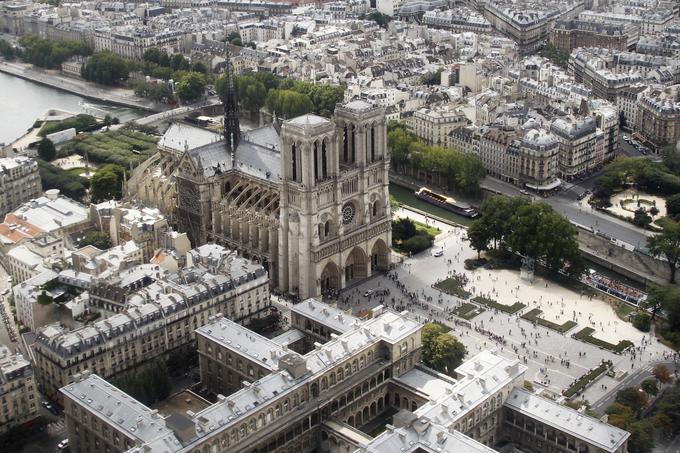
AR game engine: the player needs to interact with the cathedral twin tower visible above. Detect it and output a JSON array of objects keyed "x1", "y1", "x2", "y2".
[{"x1": 173, "y1": 53, "x2": 391, "y2": 299}]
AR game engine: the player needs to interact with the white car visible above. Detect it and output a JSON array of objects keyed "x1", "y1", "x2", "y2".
[
  {"x1": 57, "y1": 439, "x2": 69, "y2": 451},
  {"x1": 433, "y1": 249, "x2": 444, "y2": 257},
  {"x1": 622, "y1": 135, "x2": 629, "y2": 141},
  {"x1": 363, "y1": 290, "x2": 374, "y2": 297}
]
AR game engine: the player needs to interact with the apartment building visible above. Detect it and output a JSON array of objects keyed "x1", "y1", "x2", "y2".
[
  {"x1": 407, "y1": 106, "x2": 469, "y2": 146},
  {"x1": 519, "y1": 128, "x2": 561, "y2": 191},
  {"x1": 422, "y1": 8, "x2": 492, "y2": 34},
  {"x1": 60, "y1": 299, "x2": 628, "y2": 453},
  {"x1": 0, "y1": 346, "x2": 39, "y2": 435},
  {"x1": 550, "y1": 116, "x2": 599, "y2": 180},
  {"x1": 635, "y1": 85, "x2": 680, "y2": 151},
  {"x1": 616, "y1": 84, "x2": 647, "y2": 131},
  {"x1": 33, "y1": 244, "x2": 269, "y2": 401},
  {"x1": 0, "y1": 156, "x2": 42, "y2": 219},
  {"x1": 94, "y1": 28, "x2": 189, "y2": 60},
  {"x1": 550, "y1": 19, "x2": 638, "y2": 53},
  {"x1": 479, "y1": 126, "x2": 522, "y2": 183}
]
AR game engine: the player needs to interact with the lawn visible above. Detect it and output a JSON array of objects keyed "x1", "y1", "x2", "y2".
[
  {"x1": 572, "y1": 327, "x2": 634, "y2": 353},
  {"x1": 562, "y1": 360, "x2": 613, "y2": 398},
  {"x1": 471, "y1": 296, "x2": 526, "y2": 314},
  {"x1": 413, "y1": 220, "x2": 441, "y2": 237},
  {"x1": 452, "y1": 302, "x2": 485, "y2": 320},
  {"x1": 434, "y1": 276, "x2": 471, "y2": 299},
  {"x1": 521, "y1": 308, "x2": 578, "y2": 334}
]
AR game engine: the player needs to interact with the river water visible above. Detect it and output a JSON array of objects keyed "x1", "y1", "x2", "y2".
[{"x1": 0, "y1": 71, "x2": 143, "y2": 145}]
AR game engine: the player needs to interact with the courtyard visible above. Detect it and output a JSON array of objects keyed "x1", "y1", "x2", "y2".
[{"x1": 335, "y1": 207, "x2": 673, "y2": 409}]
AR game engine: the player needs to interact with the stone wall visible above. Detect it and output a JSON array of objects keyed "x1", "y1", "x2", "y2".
[{"x1": 576, "y1": 228, "x2": 673, "y2": 286}]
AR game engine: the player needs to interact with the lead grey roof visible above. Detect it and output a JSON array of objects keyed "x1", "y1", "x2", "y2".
[
  {"x1": 504, "y1": 387, "x2": 629, "y2": 452},
  {"x1": 286, "y1": 114, "x2": 330, "y2": 127}
]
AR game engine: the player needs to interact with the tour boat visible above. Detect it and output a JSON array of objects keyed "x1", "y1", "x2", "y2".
[{"x1": 414, "y1": 187, "x2": 479, "y2": 218}]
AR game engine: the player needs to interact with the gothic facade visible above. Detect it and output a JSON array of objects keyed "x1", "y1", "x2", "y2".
[{"x1": 128, "y1": 55, "x2": 391, "y2": 299}]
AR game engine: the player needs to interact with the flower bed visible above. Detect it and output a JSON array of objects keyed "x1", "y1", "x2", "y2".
[
  {"x1": 471, "y1": 296, "x2": 525, "y2": 314},
  {"x1": 452, "y1": 302, "x2": 484, "y2": 320},
  {"x1": 563, "y1": 360, "x2": 612, "y2": 398},
  {"x1": 521, "y1": 308, "x2": 578, "y2": 333},
  {"x1": 434, "y1": 276, "x2": 471, "y2": 299},
  {"x1": 572, "y1": 327, "x2": 633, "y2": 353}
]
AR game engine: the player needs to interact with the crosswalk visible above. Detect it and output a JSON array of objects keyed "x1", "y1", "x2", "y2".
[{"x1": 47, "y1": 419, "x2": 66, "y2": 436}]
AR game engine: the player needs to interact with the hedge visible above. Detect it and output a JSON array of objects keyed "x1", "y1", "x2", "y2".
[
  {"x1": 521, "y1": 308, "x2": 578, "y2": 333},
  {"x1": 572, "y1": 327, "x2": 634, "y2": 353},
  {"x1": 471, "y1": 296, "x2": 525, "y2": 314},
  {"x1": 563, "y1": 360, "x2": 612, "y2": 398}
]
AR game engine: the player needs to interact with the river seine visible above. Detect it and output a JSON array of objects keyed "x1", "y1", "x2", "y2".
[{"x1": 0, "y1": 71, "x2": 142, "y2": 145}]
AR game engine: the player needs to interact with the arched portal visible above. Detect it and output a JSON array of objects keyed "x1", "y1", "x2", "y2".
[
  {"x1": 370, "y1": 239, "x2": 389, "y2": 273},
  {"x1": 320, "y1": 261, "x2": 340, "y2": 294},
  {"x1": 344, "y1": 247, "x2": 368, "y2": 285}
]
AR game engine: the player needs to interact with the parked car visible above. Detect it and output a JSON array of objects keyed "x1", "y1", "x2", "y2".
[
  {"x1": 622, "y1": 135, "x2": 629, "y2": 141},
  {"x1": 519, "y1": 189, "x2": 529, "y2": 195},
  {"x1": 363, "y1": 290, "x2": 374, "y2": 297},
  {"x1": 57, "y1": 438, "x2": 69, "y2": 451},
  {"x1": 432, "y1": 248, "x2": 444, "y2": 257}
]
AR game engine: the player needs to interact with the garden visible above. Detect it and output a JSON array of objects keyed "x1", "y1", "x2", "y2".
[
  {"x1": 521, "y1": 308, "x2": 578, "y2": 334},
  {"x1": 392, "y1": 217, "x2": 438, "y2": 255},
  {"x1": 434, "y1": 275, "x2": 471, "y2": 299},
  {"x1": 562, "y1": 360, "x2": 613, "y2": 398},
  {"x1": 572, "y1": 327, "x2": 634, "y2": 353},
  {"x1": 452, "y1": 302, "x2": 485, "y2": 320},
  {"x1": 58, "y1": 127, "x2": 158, "y2": 167},
  {"x1": 471, "y1": 295, "x2": 526, "y2": 314}
]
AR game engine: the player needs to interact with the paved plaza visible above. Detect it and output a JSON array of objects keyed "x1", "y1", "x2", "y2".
[{"x1": 335, "y1": 208, "x2": 676, "y2": 409}]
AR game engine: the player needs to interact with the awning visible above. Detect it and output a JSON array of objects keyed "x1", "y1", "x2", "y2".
[{"x1": 525, "y1": 178, "x2": 562, "y2": 191}]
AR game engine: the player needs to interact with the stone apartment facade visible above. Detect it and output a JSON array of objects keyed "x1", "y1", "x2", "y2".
[
  {"x1": 0, "y1": 156, "x2": 42, "y2": 219},
  {"x1": 0, "y1": 345, "x2": 39, "y2": 435},
  {"x1": 60, "y1": 299, "x2": 629, "y2": 453}
]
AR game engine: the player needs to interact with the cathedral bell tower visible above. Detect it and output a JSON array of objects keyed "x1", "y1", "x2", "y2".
[{"x1": 223, "y1": 45, "x2": 240, "y2": 155}]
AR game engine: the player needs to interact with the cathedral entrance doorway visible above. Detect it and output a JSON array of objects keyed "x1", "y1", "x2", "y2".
[
  {"x1": 320, "y1": 261, "x2": 340, "y2": 293},
  {"x1": 370, "y1": 239, "x2": 389, "y2": 273},
  {"x1": 344, "y1": 247, "x2": 368, "y2": 285}
]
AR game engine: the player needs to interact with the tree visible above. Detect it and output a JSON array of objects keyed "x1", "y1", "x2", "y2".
[
  {"x1": 652, "y1": 364, "x2": 673, "y2": 384},
  {"x1": 633, "y1": 208, "x2": 652, "y2": 228},
  {"x1": 389, "y1": 195, "x2": 400, "y2": 214},
  {"x1": 89, "y1": 164, "x2": 124, "y2": 202},
  {"x1": 640, "y1": 379, "x2": 658, "y2": 396},
  {"x1": 392, "y1": 218, "x2": 417, "y2": 242},
  {"x1": 170, "y1": 53, "x2": 190, "y2": 71},
  {"x1": 0, "y1": 39, "x2": 15, "y2": 59},
  {"x1": 467, "y1": 221, "x2": 490, "y2": 258},
  {"x1": 226, "y1": 31, "x2": 242, "y2": 46},
  {"x1": 606, "y1": 402, "x2": 634, "y2": 428},
  {"x1": 667, "y1": 193, "x2": 680, "y2": 220},
  {"x1": 632, "y1": 313, "x2": 651, "y2": 332},
  {"x1": 647, "y1": 221, "x2": 680, "y2": 283},
  {"x1": 627, "y1": 420, "x2": 655, "y2": 453},
  {"x1": 175, "y1": 72, "x2": 206, "y2": 102},
  {"x1": 421, "y1": 323, "x2": 467, "y2": 373},
  {"x1": 81, "y1": 51, "x2": 129, "y2": 85},
  {"x1": 366, "y1": 11, "x2": 391, "y2": 29},
  {"x1": 264, "y1": 89, "x2": 313, "y2": 118},
  {"x1": 77, "y1": 231, "x2": 112, "y2": 250},
  {"x1": 615, "y1": 387, "x2": 648, "y2": 416},
  {"x1": 420, "y1": 69, "x2": 442, "y2": 86},
  {"x1": 143, "y1": 48, "x2": 163, "y2": 65},
  {"x1": 37, "y1": 138, "x2": 56, "y2": 161},
  {"x1": 191, "y1": 61, "x2": 208, "y2": 74}
]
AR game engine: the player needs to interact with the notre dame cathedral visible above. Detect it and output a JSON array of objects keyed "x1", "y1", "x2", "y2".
[{"x1": 128, "y1": 54, "x2": 391, "y2": 299}]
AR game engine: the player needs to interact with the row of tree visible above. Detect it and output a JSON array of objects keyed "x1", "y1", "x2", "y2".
[
  {"x1": 467, "y1": 195, "x2": 583, "y2": 276},
  {"x1": 215, "y1": 72, "x2": 345, "y2": 118},
  {"x1": 387, "y1": 122, "x2": 486, "y2": 194},
  {"x1": 17, "y1": 34, "x2": 91, "y2": 69},
  {"x1": 605, "y1": 365, "x2": 675, "y2": 453}
]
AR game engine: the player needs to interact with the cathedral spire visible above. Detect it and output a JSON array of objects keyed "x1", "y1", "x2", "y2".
[{"x1": 223, "y1": 45, "x2": 240, "y2": 154}]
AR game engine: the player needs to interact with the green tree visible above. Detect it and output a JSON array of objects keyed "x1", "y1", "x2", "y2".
[
  {"x1": 647, "y1": 221, "x2": 680, "y2": 283},
  {"x1": 236, "y1": 75, "x2": 267, "y2": 112},
  {"x1": 633, "y1": 208, "x2": 652, "y2": 228},
  {"x1": 652, "y1": 364, "x2": 673, "y2": 384},
  {"x1": 615, "y1": 387, "x2": 648, "y2": 416},
  {"x1": 192, "y1": 61, "x2": 208, "y2": 73},
  {"x1": 143, "y1": 48, "x2": 163, "y2": 65},
  {"x1": 606, "y1": 402, "x2": 634, "y2": 428},
  {"x1": 366, "y1": 11, "x2": 392, "y2": 29},
  {"x1": 81, "y1": 51, "x2": 130, "y2": 85},
  {"x1": 170, "y1": 53, "x2": 190, "y2": 71},
  {"x1": 175, "y1": 72, "x2": 206, "y2": 102},
  {"x1": 632, "y1": 313, "x2": 651, "y2": 332},
  {"x1": 0, "y1": 39, "x2": 15, "y2": 59},
  {"x1": 264, "y1": 89, "x2": 313, "y2": 118},
  {"x1": 392, "y1": 218, "x2": 417, "y2": 242},
  {"x1": 226, "y1": 31, "x2": 242, "y2": 46},
  {"x1": 37, "y1": 138, "x2": 56, "y2": 161},
  {"x1": 421, "y1": 323, "x2": 466, "y2": 374},
  {"x1": 641, "y1": 379, "x2": 658, "y2": 396},
  {"x1": 19, "y1": 34, "x2": 91, "y2": 68},
  {"x1": 508, "y1": 202, "x2": 583, "y2": 276},
  {"x1": 627, "y1": 420, "x2": 655, "y2": 453},
  {"x1": 89, "y1": 164, "x2": 124, "y2": 202},
  {"x1": 77, "y1": 231, "x2": 113, "y2": 250},
  {"x1": 467, "y1": 220, "x2": 490, "y2": 259},
  {"x1": 666, "y1": 193, "x2": 680, "y2": 220},
  {"x1": 420, "y1": 69, "x2": 442, "y2": 86}
]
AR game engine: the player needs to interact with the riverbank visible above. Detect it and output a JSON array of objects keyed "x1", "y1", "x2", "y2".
[{"x1": 0, "y1": 60, "x2": 163, "y2": 113}]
